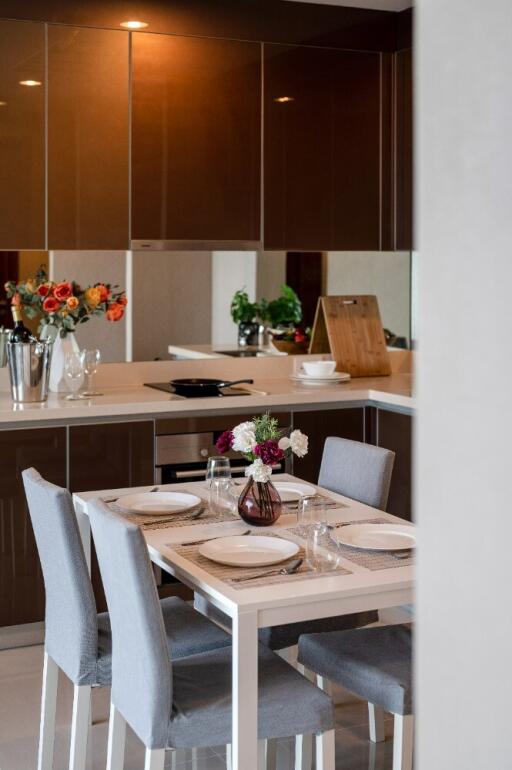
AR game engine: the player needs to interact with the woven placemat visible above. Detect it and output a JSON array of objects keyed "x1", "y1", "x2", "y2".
[
  {"x1": 286, "y1": 518, "x2": 415, "y2": 571},
  {"x1": 167, "y1": 534, "x2": 352, "y2": 590},
  {"x1": 281, "y1": 490, "x2": 348, "y2": 513}
]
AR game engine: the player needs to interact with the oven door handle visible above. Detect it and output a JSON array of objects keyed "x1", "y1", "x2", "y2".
[{"x1": 170, "y1": 468, "x2": 248, "y2": 480}]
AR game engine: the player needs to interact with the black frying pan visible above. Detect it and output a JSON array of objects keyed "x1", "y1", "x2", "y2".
[{"x1": 169, "y1": 378, "x2": 254, "y2": 398}]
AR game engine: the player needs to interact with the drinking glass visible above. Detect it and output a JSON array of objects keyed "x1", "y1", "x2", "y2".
[
  {"x1": 81, "y1": 348, "x2": 102, "y2": 396},
  {"x1": 64, "y1": 352, "x2": 85, "y2": 401},
  {"x1": 306, "y1": 523, "x2": 342, "y2": 572},
  {"x1": 297, "y1": 496, "x2": 327, "y2": 536},
  {"x1": 209, "y1": 478, "x2": 236, "y2": 515},
  {"x1": 205, "y1": 456, "x2": 231, "y2": 487}
]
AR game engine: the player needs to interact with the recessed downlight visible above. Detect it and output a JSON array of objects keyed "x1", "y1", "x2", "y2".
[
  {"x1": 120, "y1": 20, "x2": 148, "y2": 29},
  {"x1": 274, "y1": 96, "x2": 295, "y2": 104},
  {"x1": 19, "y1": 80, "x2": 42, "y2": 87},
  {"x1": 0, "y1": 101, "x2": 7, "y2": 106}
]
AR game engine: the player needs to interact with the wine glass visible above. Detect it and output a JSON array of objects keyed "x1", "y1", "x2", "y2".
[
  {"x1": 205, "y1": 456, "x2": 231, "y2": 487},
  {"x1": 81, "y1": 348, "x2": 102, "y2": 396},
  {"x1": 64, "y1": 352, "x2": 85, "y2": 401}
]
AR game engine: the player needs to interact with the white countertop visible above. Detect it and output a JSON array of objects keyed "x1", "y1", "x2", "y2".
[{"x1": 0, "y1": 373, "x2": 414, "y2": 426}]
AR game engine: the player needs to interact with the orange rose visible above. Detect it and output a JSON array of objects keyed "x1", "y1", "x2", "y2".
[
  {"x1": 106, "y1": 302, "x2": 124, "y2": 322},
  {"x1": 67, "y1": 296, "x2": 79, "y2": 311},
  {"x1": 54, "y1": 282, "x2": 73, "y2": 301},
  {"x1": 118, "y1": 295, "x2": 128, "y2": 307},
  {"x1": 96, "y1": 284, "x2": 110, "y2": 303},
  {"x1": 43, "y1": 296, "x2": 60, "y2": 313},
  {"x1": 84, "y1": 287, "x2": 101, "y2": 308}
]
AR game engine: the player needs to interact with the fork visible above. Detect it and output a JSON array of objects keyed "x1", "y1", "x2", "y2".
[
  {"x1": 232, "y1": 558, "x2": 304, "y2": 583},
  {"x1": 102, "y1": 485, "x2": 158, "y2": 505}
]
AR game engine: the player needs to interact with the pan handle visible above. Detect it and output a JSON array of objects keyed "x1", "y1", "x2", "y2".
[{"x1": 219, "y1": 378, "x2": 254, "y2": 388}]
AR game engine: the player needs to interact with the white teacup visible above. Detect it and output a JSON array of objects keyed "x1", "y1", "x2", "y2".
[{"x1": 302, "y1": 360, "x2": 337, "y2": 377}]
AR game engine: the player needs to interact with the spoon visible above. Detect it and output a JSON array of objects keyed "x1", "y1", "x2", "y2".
[{"x1": 233, "y1": 557, "x2": 304, "y2": 583}]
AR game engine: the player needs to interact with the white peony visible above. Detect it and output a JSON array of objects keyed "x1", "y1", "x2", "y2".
[
  {"x1": 232, "y1": 421, "x2": 257, "y2": 453},
  {"x1": 289, "y1": 429, "x2": 308, "y2": 458},
  {"x1": 278, "y1": 436, "x2": 291, "y2": 451},
  {"x1": 245, "y1": 458, "x2": 273, "y2": 483}
]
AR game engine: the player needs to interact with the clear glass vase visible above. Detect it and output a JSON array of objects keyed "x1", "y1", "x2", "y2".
[{"x1": 238, "y1": 477, "x2": 282, "y2": 526}]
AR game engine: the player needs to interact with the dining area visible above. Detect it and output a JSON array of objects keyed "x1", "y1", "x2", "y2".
[{"x1": 18, "y1": 419, "x2": 414, "y2": 770}]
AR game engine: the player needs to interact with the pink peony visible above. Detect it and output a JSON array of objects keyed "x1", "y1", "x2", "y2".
[
  {"x1": 253, "y1": 439, "x2": 284, "y2": 465},
  {"x1": 216, "y1": 430, "x2": 234, "y2": 454}
]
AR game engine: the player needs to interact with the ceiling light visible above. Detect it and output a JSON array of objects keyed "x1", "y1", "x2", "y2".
[
  {"x1": 0, "y1": 101, "x2": 6, "y2": 106},
  {"x1": 120, "y1": 20, "x2": 148, "y2": 29},
  {"x1": 19, "y1": 80, "x2": 42, "y2": 87},
  {"x1": 274, "y1": 96, "x2": 295, "y2": 104}
]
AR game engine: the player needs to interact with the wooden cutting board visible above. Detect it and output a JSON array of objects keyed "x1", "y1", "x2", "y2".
[{"x1": 309, "y1": 295, "x2": 391, "y2": 377}]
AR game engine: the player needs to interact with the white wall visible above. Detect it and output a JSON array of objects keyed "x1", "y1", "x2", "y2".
[
  {"x1": 327, "y1": 251, "x2": 411, "y2": 342},
  {"x1": 256, "y1": 251, "x2": 286, "y2": 301},
  {"x1": 50, "y1": 251, "x2": 128, "y2": 362},
  {"x1": 211, "y1": 252, "x2": 257, "y2": 345},
  {"x1": 417, "y1": 1, "x2": 512, "y2": 768}
]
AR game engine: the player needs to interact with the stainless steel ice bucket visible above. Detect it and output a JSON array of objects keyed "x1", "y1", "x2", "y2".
[
  {"x1": 0, "y1": 329, "x2": 9, "y2": 368},
  {"x1": 7, "y1": 340, "x2": 53, "y2": 403}
]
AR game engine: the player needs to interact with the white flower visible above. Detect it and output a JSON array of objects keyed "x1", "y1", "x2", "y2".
[
  {"x1": 278, "y1": 436, "x2": 291, "y2": 451},
  {"x1": 289, "y1": 429, "x2": 308, "y2": 458},
  {"x1": 232, "y1": 421, "x2": 257, "y2": 453},
  {"x1": 245, "y1": 458, "x2": 273, "y2": 483}
]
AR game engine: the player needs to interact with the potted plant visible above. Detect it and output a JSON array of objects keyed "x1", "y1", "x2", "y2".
[
  {"x1": 4, "y1": 269, "x2": 127, "y2": 392},
  {"x1": 260, "y1": 284, "x2": 310, "y2": 353},
  {"x1": 230, "y1": 289, "x2": 260, "y2": 346},
  {"x1": 216, "y1": 413, "x2": 308, "y2": 526}
]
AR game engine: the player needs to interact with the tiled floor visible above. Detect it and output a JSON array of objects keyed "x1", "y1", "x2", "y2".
[{"x1": 0, "y1": 645, "x2": 395, "y2": 769}]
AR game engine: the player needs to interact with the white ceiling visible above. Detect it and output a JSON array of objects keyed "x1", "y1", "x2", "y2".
[{"x1": 285, "y1": 0, "x2": 412, "y2": 11}]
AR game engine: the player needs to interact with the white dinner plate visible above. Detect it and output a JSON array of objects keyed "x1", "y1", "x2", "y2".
[
  {"x1": 290, "y1": 371, "x2": 351, "y2": 384},
  {"x1": 333, "y1": 523, "x2": 416, "y2": 551},
  {"x1": 116, "y1": 491, "x2": 201, "y2": 516},
  {"x1": 273, "y1": 481, "x2": 316, "y2": 502},
  {"x1": 199, "y1": 535, "x2": 300, "y2": 567}
]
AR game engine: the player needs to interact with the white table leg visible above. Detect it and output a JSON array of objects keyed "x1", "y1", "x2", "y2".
[
  {"x1": 232, "y1": 610, "x2": 258, "y2": 770},
  {"x1": 38, "y1": 652, "x2": 59, "y2": 770}
]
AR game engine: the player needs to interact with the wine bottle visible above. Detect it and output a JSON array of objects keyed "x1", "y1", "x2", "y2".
[{"x1": 10, "y1": 304, "x2": 34, "y2": 343}]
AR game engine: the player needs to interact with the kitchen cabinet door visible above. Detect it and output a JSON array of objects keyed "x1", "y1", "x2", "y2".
[
  {"x1": 47, "y1": 25, "x2": 130, "y2": 249},
  {"x1": 395, "y1": 48, "x2": 413, "y2": 250},
  {"x1": 264, "y1": 44, "x2": 381, "y2": 251},
  {"x1": 132, "y1": 33, "x2": 261, "y2": 246},
  {"x1": 0, "y1": 427, "x2": 66, "y2": 627},
  {"x1": 0, "y1": 20, "x2": 45, "y2": 250},
  {"x1": 293, "y1": 408, "x2": 365, "y2": 484},
  {"x1": 375, "y1": 408, "x2": 412, "y2": 521},
  {"x1": 69, "y1": 421, "x2": 154, "y2": 609}
]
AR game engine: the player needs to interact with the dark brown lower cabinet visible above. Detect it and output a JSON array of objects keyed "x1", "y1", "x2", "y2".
[
  {"x1": 0, "y1": 427, "x2": 66, "y2": 627},
  {"x1": 373, "y1": 408, "x2": 413, "y2": 521},
  {"x1": 292, "y1": 408, "x2": 365, "y2": 483},
  {"x1": 69, "y1": 421, "x2": 155, "y2": 610}
]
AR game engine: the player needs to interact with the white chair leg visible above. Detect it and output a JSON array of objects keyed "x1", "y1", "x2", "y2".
[
  {"x1": 106, "y1": 703, "x2": 126, "y2": 770},
  {"x1": 69, "y1": 684, "x2": 91, "y2": 770},
  {"x1": 38, "y1": 652, "x2": 59, "y2": 770},
  {"x1": 265, "y1": 738, "x2": 277, "y2": 770},
  {"x1": 315, "y1": 729, "x2": 335, "y2": 770},
  {"x1": 368, "y1": 703, "x2": 386, "y2": 743},
  {"x1": 393, "y1": 714, "x2": 414, "y2": 770},
  {"x1": 316, "y1": 675, "x2": 332, "y2": 697},
  {"x1": 191, "y1": 746, "x2": 198, "y2": 770},
  {"x1": 257, "y1": 740, "x2": 266, "y2": 770},
  {"x1": 295, "y1": 732, "x2": 313, "y2": 770},
  {"x1": 144, "y1": 748, "x2": 165, "y2": 770},
  {"x1": 226, "y1": 743, "x2": 232, "y2": 770}
]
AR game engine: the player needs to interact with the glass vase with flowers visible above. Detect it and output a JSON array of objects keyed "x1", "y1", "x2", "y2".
[{"x1": 215, "y1": 413, "x2": 309, "y2": 526}]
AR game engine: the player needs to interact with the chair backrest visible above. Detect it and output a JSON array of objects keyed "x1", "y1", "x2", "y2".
[
  {"x1": 318, "y1": 437, "x2": 395, "y2": 510},
  {"x1": 88, "y1": 499, "x2": 172, "y2": 750},
  {"x1": 22, "y1": 468, "x2": 99, "y2": 684}
]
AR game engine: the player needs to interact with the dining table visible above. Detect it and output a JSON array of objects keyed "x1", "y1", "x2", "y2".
[{"x1": 73, "y1": 473, "x2": 414, "y2": 770}]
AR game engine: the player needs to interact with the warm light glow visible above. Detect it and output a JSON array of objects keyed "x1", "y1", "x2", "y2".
[
  {"x1": 19, "y1": 80, "x2": 42, "y2": 87},
  {"x1": 0, "y1": 101, "x2": 6, "y2": 106},
  {"x1": 274, "y1": 96, "x2": 295, "y2": 104},
  {"x1": 120, "y1": 20, "x2": 148, "y2": 29}
]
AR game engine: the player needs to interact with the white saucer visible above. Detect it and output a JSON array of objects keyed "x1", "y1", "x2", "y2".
[
  {"x1": 199, "y1": 535, "x2": 299, "y2": 567},
  {"x1": 290, "y1": 371, "x2": 351, "y2": 384},
  {"x1": 116, "y1": 491, "x2": 201, "y2": 516}
]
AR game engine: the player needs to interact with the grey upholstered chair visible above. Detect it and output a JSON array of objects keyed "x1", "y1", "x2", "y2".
[
  {"x1": 318, "y1": 436, "x2": 395, "y2": 509},
  {"x1": 88, "y1": 499, "x2": 336, "y2": 770},
  {"x1": 22, "y1": 468, "x2": 231, "y2": 770},
  {"x1": 298, "y1": 625, "x2": 413, "y2": 770}
]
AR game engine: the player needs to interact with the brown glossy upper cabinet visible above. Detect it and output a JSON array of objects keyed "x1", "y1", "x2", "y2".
[
  {"x1": 47, "y1": 25, "x2": 130, "y2": 249},
  {"x1": 264, "y1": 44, "x2": 382, "y2": 251},
  {"x1": 0, "y1": 20, "x2": 45, "y2": 250},
  {"x1": 395, "y1": 48, "x2": 413, "y2": 250},
  {"x1": 131, "y1": 33, "x2": 261, "y2": 247}
]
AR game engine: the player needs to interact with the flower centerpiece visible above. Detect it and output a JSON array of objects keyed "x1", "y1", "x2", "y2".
[
  {"x1": 4, "y1": 269, "x2": 128, "y2": 392},
  {"x1": 216, "y1": 413, "x2": 309, "y2": 526}
]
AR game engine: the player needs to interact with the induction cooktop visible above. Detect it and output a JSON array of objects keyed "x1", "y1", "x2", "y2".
[{"x1": 144, "y1": 382, "x2": 251, "y2": 398}]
